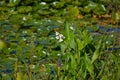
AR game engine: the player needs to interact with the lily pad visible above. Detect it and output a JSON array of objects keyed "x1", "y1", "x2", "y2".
[{"x1": 17, "y1": 6, "x2": 32, "y2": 13}]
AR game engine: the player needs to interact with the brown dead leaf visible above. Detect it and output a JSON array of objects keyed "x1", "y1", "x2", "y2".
[
  {"x1": 40, "y1": 65, "x2": 46, "y2": 72},
  {"x1": 101, "y1": 14, "x2": 111, "y2": 19},
  {"x1": 78, "y1": 14, "x2": 84, "y2": 19}
]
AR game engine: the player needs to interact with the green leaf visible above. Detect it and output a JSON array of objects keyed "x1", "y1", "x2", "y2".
[
  {"x1": 60, "y1": 43, "x2": 67, "y2": 54},
  {"x1": 91, "y1": 39, "x2": 102, "y2": 63},
  {"x1": 70, "y1": 54, "x2": 76, "y2": 69},
  {"x1": 97, "y1": 61, "x2": 105, "y2": 78},
  {"x1": 76, "y1": 30, "x2": 92, "y2": 51},
  {"x1": 63, "y1": 21, "x2": 74, "y2": 45},
  {"x1": 76, "y1": 39, "x2": 84, "y2": 50},
  {"x1": 70, "y1": 39, "x2": 76, "y2": 50},
  {"x1": 65, "y1": 21, "x2": 70, "y2": 40},
  {"x1": 84, "y1": 53, "x2": 94, "y2": 78}
]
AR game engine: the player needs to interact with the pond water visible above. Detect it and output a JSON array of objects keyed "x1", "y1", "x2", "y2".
[{"x1": 88, "y1": 25, "x2": 120, "y2": 51}]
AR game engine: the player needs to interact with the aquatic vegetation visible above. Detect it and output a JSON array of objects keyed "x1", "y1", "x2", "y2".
[
  {"x1": 0, "y1": 0, "x2": 120, "y2": 80},
  {"x1": 0, "y1": 20, "x2": 119, "y2": 80}
]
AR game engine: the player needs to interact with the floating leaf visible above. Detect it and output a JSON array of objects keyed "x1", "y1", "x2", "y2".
[
  {"x1": 38, "y1": 10, "x2": 51, "y2": 15},
  {"x1": 52, "y1": 1, "x2": 65, "y2": 9},
  {"x1": 17, "y1": 6, "x2": 32, "y2": 13},
  {"x1": 0, "y1": 40, "x2": 6, "y2": 49},
  {"x1": 7, "y1": 0, "x2": 21, "y2": 7},
  {"x1": 67, "y1": 7, "x2": 79, "y2": 18}
]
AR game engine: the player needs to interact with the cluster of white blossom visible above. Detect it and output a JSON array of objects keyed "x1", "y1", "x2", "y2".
[{"x1": 55, "y1": 32, "x2": 65, "y2": 42}]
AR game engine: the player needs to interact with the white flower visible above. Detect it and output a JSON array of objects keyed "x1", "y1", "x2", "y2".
[
  {"x1": 23, "y1": 17, "x2": 26, "y2": 21},
  {"x1": 37, "y1": 28, "x2": 41, "y2": 31},
  {"x1": 8, "y1": 48, "x2": 11, "y2": 50},
  {"x1": 33, "y1": 55, "x2": 37, "y2": 58},
  {"x1": 31, "y1": 65, "x2": 35, "y2": 69},
  {"x1": 23, "y1": 38, "x2": 27, "y2": 41},
  {"x1": 47, "y1": 19, "x2": 51, "y2": 22},
  {"x1": 22, "y1": 30, "x2": 27, "y2": 34},
  {"x1": 110, "y1": 34, "x2": 114, "y2": 37},
  {"x1": 55, "y1": 32, "x2": 65, "y2": 42},
  {"x1": 59, "y1": 38, "x2": 63, "y2": 42},
  {"x1": 40, "y1": 2, "x2": 46, "y2": 5},
  {"x1": 59, "y1": 34, "x2": 64, "y2": 38},
  {"x1": 89, "y1": 3, "x2": 95, "y2": 7},
  {"x1": 101, "y1": 5, "x2": 106, "y2": 11},
  {"x1": 53, "y1": 2, "x2": 57, "y2": 5},
  {"x1": 42, "y1": 51, "x2": 46, "y2": 54},
  {"x1": 106, "y1": 41, "x2": 109, "y2": 44},
  {"x1": 10, "y1": 10, "x2": 14, "y2": 12},
  {"x1": 34, "y1": 21, "x2": 39, "y2": 24},
  {"x1": 13, "y1": 0, "x2": 16, "y2": 3},
  {"x1": 57, "y1": 53, "x2": 61, "y2": 56},
  {"x1": 55, "y1": 32, "x2": 60, "y2": 36},
  {"x1": 31, "y1": 35, "x2": 35, "y2": 38},
  {"x1": 70, "y1": 26, "x2": 75, "y2": 31},
  {"x1": 112, "y1": 31, "x2": 114, "y2": 32},
  {"x1": 42, "y1": 51, "x2": 50, "y2": 55},
  {"x1": 26, "y1": 44, "x2": 29, "y2": 46},
  {"x1": 57, "y1": 20, "x2": 63, "y2": 23},
  {"x1": 55, "y1": 36, "x2": 59, "y2": 39}
]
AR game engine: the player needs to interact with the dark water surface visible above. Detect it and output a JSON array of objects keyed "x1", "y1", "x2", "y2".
[{"x1": 88, "y1": 26, "x2": 120, "y2": 51}]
